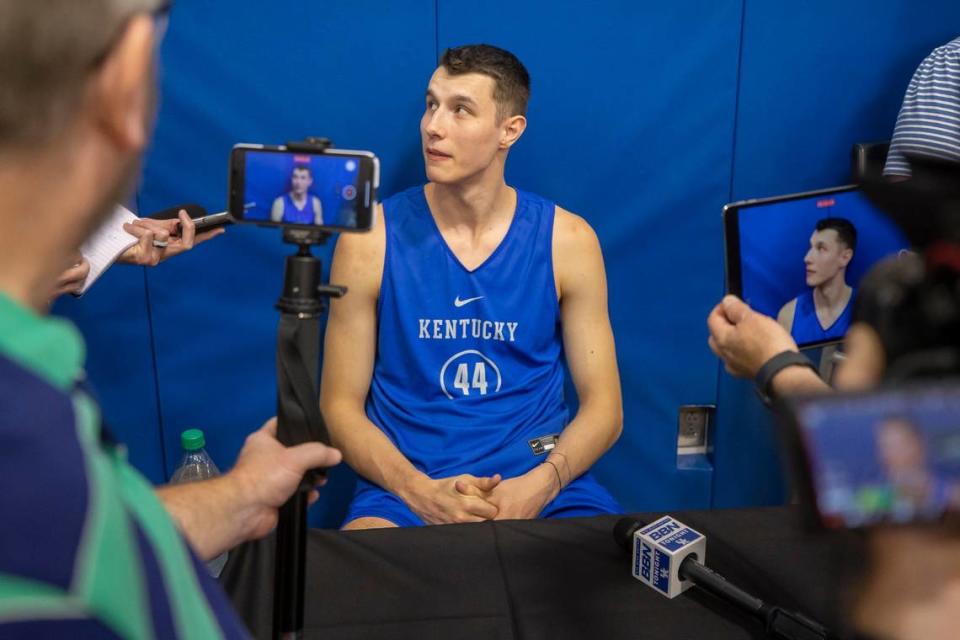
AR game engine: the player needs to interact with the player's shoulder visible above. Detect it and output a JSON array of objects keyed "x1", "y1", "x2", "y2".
[
  {"x1": 335, "y1": 201, "x2": 385, "y2": 257},
  {"x1": 552, "y1": 205, "x2": 601, "y2": 253},
  {"x1": 330, "y1": 202, "x2": 385, "y2": 299},
  {"x1": 777, "y1": 297, "x2": 799, "y2": 325},
  {"x1": 551, "y1": 206, "x2": 605, "y2": 298},
  {"x1": 778, "y1": 297, "x2": 798, "y2": 314}
]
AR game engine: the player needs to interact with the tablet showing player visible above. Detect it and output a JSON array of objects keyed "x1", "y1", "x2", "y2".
[
  {"x1": 777, "y1": 218, "x2": 856, "y2": 343},
  {"x1": 723, "y1": 186, "x2": 909, "y2": 349}
]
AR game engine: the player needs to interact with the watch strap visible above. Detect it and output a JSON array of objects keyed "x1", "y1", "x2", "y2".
[{"x1": 754, "y1": 351, "x2": 818, "y2": 404}]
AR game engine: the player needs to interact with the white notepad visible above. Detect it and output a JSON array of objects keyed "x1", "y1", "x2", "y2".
[{"x1": 78, "y1": 205, "x2": 139, "y2": 294}]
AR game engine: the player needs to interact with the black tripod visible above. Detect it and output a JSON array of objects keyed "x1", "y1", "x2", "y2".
[{"x1": 271, "y1": 224, "x2": 345, "y2": 639}]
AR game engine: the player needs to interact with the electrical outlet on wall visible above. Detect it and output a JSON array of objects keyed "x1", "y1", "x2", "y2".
[{"x1": 677, "y1": 405, "x2": 714, "y2": 456}]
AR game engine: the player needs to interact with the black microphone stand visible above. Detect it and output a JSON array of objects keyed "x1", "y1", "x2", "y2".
[
  {"x1": 614, "y1": 518, "x2": 834, "y2": 640},
  {"x1": 271, "y1": 138, "x2": 346, "y2": 640},
  {"x1": 678, "y1": 557, "x2": 833, "y2": 640}
]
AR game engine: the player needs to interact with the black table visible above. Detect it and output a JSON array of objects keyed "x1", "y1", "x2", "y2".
[{"x1": 222, "y1": 507, "x2": 862, "y2": 639}]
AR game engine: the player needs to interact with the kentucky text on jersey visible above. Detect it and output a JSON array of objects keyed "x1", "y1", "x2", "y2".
[{"x1": 418, "y1": 318, "x2": 519, "y2": 342}]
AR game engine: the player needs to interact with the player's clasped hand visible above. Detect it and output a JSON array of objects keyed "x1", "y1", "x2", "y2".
[
  {"x1": 485, "y1": 464, "x2": 560, "y2": 520},
  {"x1": 402, "y1": 473, "x2": 502, "y2": 524}
]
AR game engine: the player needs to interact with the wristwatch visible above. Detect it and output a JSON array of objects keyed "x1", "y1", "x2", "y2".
[{"x1": 754, "y1": 351, "x2": 818, "y2": 405}]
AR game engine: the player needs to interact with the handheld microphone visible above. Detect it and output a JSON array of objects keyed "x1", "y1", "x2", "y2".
[
  {"x1": 145, "y1": 204, "x2": 234, "y2": 237},
  {"x1": 614, "y1": 516, "x2": 833, "y2": 640},
  {"x1": 146, "y1": 203, "x2": 208, "y2": 220}
]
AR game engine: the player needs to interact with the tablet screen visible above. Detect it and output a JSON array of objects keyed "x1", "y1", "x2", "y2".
[{"x1": 725, "y1": 187, "x2": 909, "y2": 348}]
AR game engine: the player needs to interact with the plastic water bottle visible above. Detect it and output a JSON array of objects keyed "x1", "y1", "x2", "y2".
[{"x1": 171, "y1": 428, "x2": 228, "y2": 577}]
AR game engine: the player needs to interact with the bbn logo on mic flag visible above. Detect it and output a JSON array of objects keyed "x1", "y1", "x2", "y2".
[{"x1": 631, "y1": 516, "x2": 706, "y2": 598}]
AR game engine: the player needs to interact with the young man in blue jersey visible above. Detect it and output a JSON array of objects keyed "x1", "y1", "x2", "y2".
[
  {"x1": 271, "y1": 164, "x2": 324, "y2": 224},
  {"x1": 777, "y1": 218, "x2": 857, "y2": 344},
  {"x1": 0, "y1": 2, "x2": 341, "y2": 635},
  {"x1": 321, "y1": 44, "x2": 623, "y2": 529}
]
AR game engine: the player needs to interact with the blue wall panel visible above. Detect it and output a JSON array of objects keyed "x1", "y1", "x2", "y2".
[
  {"x1": 731, "y1": 3, "x2": 960, "y2": 201},
  {"x1": 437, "y1": 0, "x2": 744, "y2": 511}
]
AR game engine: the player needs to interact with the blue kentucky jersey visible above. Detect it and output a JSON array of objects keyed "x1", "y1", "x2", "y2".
[
  {"x1": 366, "y1": 186, "x2": 568, "y2": 477},
  {"x1": 790, "y1": 287, "x2": 855, "y2": 344},
  {"x1": 282, "y1": 192, "x2": 317, "y2": 224}
]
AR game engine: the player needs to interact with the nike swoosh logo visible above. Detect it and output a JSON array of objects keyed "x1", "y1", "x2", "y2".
[{"x1": 454, "y1": 295, "x2": 484, "y2": 307}]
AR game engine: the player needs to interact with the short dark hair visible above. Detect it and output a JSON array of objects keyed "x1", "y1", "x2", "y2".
[
  {"x1": 439, "y1": 44, "x2": 530, "y2": 121},
  {"x1": 292, "y1": 165, "x2": 311, "y2": 176},
  {"x1": 816, "y1": 217, "x2": 857, "y2": 252}
]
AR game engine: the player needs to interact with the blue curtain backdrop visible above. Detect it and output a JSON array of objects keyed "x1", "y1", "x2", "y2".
[{"x1": 55, "y1": 0, "x2": 960, "y2": 526}]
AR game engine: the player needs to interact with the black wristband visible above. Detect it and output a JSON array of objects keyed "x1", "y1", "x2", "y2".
[{"x1": 754, "y1": 351, "x2": 818, "y2": 405}]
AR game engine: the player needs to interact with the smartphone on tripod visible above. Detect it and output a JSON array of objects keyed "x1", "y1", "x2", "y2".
[{"x1": 228, "y1": 143, "x2": 379, "y2": 233}]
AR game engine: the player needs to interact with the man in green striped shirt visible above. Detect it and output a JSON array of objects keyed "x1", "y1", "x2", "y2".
[{"x1": 0, "y1": 2, "x2": 341, "y2": 637}]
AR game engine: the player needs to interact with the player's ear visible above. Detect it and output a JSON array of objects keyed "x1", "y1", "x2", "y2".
[
  {"x1": 499, "y1": 114, "x2": 527, "y2": 150},
  {"x1": 840, "y1": 247, "x2": 853, "y2": 267}
]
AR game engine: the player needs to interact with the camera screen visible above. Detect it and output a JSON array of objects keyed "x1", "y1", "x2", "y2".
[
  {"x1": 794, "y1": 385, "x2": 960, "y2": 527},
  {"x1": 731, "y1": 188, "x2": 909, "y2": 347},
  {"x1": 239, "y1": 149, "x2": 371, "y2": 229}
]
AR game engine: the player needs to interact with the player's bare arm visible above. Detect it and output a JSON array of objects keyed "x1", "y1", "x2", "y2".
[
  {"x1": 486, "y1": 207, "x2": 622, "y2": 519},
  {"x1": 777, "y1": 298, "x2": 797, "y2": 331},
  {"x1": 270, "y1": 197, "x2": 284, "y2": 222},
  {"x1": 547, "y1": 207, "x2": 623, "y2": 483}
]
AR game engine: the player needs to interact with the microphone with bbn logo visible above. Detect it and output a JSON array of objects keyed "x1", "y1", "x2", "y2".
[
  {"x1": 614, "y1": 516, "x2": 834, "y2": 640},
  {"x1": 625, "y1": 515, "x2": 706, "y2": 598}
]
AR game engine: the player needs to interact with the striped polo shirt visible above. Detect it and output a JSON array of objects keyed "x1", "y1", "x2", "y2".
[
  {"x1": 0, "y1": 293, "x2": 249, "y2": 639},
  {"x1": 884, "y1": 37, "x2": 960, "y2": 177}
]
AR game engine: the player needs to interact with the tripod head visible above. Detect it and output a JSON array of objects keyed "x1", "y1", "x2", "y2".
[{"x1": 275, "y1": 235, "x2": 346, "y2": 316}]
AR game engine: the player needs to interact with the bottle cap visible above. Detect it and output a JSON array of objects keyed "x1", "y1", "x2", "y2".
[{"x1": 181, "y1": 429, "x2": 205, "y2": 451}]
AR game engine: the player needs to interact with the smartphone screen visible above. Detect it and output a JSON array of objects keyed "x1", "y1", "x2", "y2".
[
  {"x1": 229, "y1": 145, "x2": 378, "y2": 232},
  {"x1": 789, "y1": 384, "x2": 960, "y2": 528}
]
